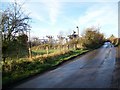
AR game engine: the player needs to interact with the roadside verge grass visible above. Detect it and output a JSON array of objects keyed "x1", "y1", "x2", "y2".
[{"x1": 2, "y1": 49, "x2": 89, "y2": 87}]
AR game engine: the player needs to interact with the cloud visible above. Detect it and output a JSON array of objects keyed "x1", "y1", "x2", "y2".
[
  {"x1": 29, "y1": 12, "x2": 45, "y2": 22},
  {"x1": 30, "y1": 27, "x2": 51, "y2": 38},
  {"x1": 75, "y1": 5, "x2": 116, "y2": 25},
  {"x1": 72, "y1": 3, "x2": 117, "y2": 37},
  {"x1": 20, "y1": 0, "x2": 62, "y2": 25},
  {"x1": 21, "y1": 2, "x2": 49, "y2": 24},
  {"x1": 1, "y1": 0, "x2": 118, "y2": 38},
  {"x1": 1, "y1": 0, "x2": 119, "y2": 3},
  {"x1": 43, "y1": 0, "x2": 62, "y2": 25}
]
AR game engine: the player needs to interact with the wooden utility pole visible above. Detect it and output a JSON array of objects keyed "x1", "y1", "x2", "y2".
[{"x1": 28, "y1": 29, "x2": 32, "y2": 59}]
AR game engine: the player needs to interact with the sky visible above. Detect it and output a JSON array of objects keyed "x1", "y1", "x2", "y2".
[{"x1": 0, "y1": 0, "x2": 119, "y2": 39}]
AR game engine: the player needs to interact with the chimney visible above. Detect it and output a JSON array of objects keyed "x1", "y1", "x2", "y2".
[{"x1": 76, "y1": 26, "x2": 79, "y2": 37}]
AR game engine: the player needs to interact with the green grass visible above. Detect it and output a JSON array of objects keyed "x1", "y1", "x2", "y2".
[
  {"x1": 2, "y1": 49, "x2": 89, "y2": 86},
  {"x1": 32, "y1": 49, "x2": 57, "y2": 56}
]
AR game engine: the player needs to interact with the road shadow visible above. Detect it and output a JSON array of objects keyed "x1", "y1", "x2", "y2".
[{"x1": 111, "y1": 46, "x2": 120, "y2": 88}]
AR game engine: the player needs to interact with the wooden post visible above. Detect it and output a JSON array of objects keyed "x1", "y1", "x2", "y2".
[
  {"x1": 29, "y1": 47, "x2": 32, "y2": 58},
  {"x1": 46, "y1": 46, "x2": 49, "y2": 55},
  {"x1": 28, "y1": 29, "x2": 32, "y2": 59}
]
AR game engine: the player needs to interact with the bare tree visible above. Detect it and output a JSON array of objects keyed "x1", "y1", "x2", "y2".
[
  {"x1": 46, "y1": 35, "x2": 54, "y2": 54},
  {"x1": 31, "y1": 37, "x2": 41, "y2": 47},
  {"x1": 68, "y1": 30, "x2": 79, "y2": 50},
  {"x1": 1, "y1": 1, "x2": 31, "y2": 42},
  {"x1": 1, "y1": 1, "x2": 31, "y2": 62},
  {"x1": 57, "y1": 35, "x2": 65, "y2": 50}
]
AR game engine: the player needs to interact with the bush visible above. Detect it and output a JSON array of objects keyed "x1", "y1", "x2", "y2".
[
  {"x1": 2, "y1": 34, "x2": 29, "y2": 62},
  {"x1": 81, "y1": 27, "x2": 105, "y2": 49},
  {"x1": 108, "y1": 35, "x2": 120, "y2": 47}
]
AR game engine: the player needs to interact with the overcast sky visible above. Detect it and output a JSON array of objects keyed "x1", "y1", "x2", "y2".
[{"x1": 1, "y1": 0, "x2": 119, "y2": 39}]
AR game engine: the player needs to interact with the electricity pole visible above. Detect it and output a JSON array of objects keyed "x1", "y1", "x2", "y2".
[{"x1": 28, "y1": 29, "x2": 32, "y2": 59}]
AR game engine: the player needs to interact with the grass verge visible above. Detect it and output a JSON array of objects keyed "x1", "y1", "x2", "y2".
[{"x1": 2, "y1": 49, "x2": 89, "y2": 88}]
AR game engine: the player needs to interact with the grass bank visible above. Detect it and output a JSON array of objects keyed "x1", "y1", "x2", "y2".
[
  {"x1": 32, "y1": 49, "x2": 57, "y2": 56},
  {"x1": 2, "y1": 49, "x2": 89, "y2": 87}
]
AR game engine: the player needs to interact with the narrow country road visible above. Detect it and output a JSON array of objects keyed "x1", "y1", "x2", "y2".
[{"x1": 14, "y1": 45, "x2": 116, "y2": 88}]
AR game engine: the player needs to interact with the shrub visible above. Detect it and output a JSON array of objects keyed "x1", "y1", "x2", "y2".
[{"x1": 81, "y1": 27, "x2": 105, "y2": 49}]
